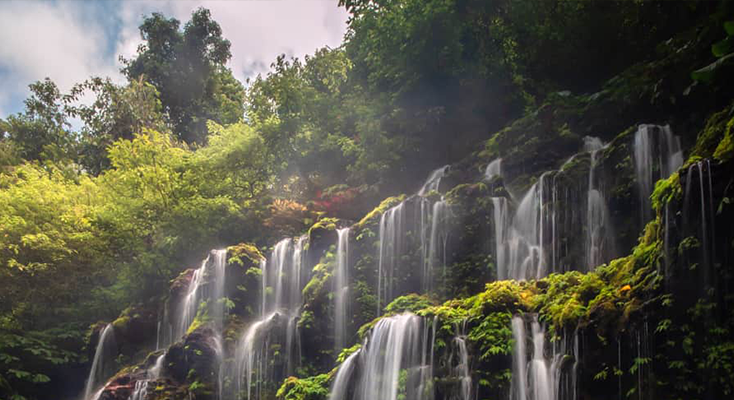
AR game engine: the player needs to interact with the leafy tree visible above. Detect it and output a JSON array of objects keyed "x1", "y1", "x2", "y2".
[
  {"x1": 0, "y1": 79, "x2": 75, "y2": 163},
  {"x1": 122, "y1": 8, "x2": 245, "y2": 144},
  {"x1": 65, "y1": 77, "x2": 167, "y2": 174}
]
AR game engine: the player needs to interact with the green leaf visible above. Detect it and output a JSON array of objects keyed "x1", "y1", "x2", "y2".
[
  {"x1": 712, "y1": 36, "x2": 734, "y2": 58},
  {"x1": 691, "y1": 53, "x2": 734, "y2": 83},
  {"x1": 724, "y1": 21, "x2": 734, "y2": 36}
]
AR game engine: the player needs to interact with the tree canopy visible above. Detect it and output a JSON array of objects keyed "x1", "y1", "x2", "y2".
[{"x1": 122, "y1": 8, "x2": 245, "y2": 144}]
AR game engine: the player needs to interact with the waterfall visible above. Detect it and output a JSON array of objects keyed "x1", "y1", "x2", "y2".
[
  {"x1": 357, "y1": 313, "x2": 423, "y2": 400},
  {"x1": 419, "y1": 165, "x2": 450, "y2": 195},
  {"x1": 233, "y1": 313, "x2": 279, "y2": 400},
  {"x1": 128, "y1": 380, "x2": 149, "y2": 400},
  {"x1": 267, "y1": 239, "x2": 291, "y2": 314},
  {"x1": 83, "y1": 324, "x2": 117, "y2": 400},
  {"x1": 328, "y1": 313, "x2": 434, "y2": 400},
  {"x1": 633, "y1": 124, "x2": 683, "y2": 224},
  {"x1": 128, "y1": 352, "x2": 165, "y2": 400},
  {"x1": 418, "y1": 316, "x2": 437, "y2": 400},
  {"x1": 633, "y1": 321, "x2": 652, "y2": 400},
  {"x1": 506, "y1": 172, "x2": 554, "y2": 280},
  {"x1": 583, "y1": 136, "x2": 613, "y2": 270},
  {"x1": 157, "y1": 249, "x2": 227, "y2": 348},
  {"x1": 127, "y1": 351, "x2": 167, "y2": 400},
  {"x1": 329, "y1": 349, "x2": 361, "y2": 400},
  {"x1": 683, "y1": 160, "x2": 716, "y2": 290},
  {"x1": 286, "y1": 236, "x2": 307, "y2": 375},
  {"x1": 491, "y1": 126, "x2": 683, "y2": 280},
  {"x1": 492, "y1": 197, "x2": 510, "y2": 280},
  {"x1": 496, "y1": 135, "x2": 619, "y2": 279},
  {"x1": 425, "y1": 198, "x2": 451, "y2": 293},
  {"x1": 529, "y1": 320, "x2": 552, "y2": 400},
  {"x1": 228, "y1": 236, "x2": 309, "y2": 400},
  {"x1": 335, "y1": 228, "x2": 350, "y2": 352},
  {"x1": 450, "y1": 320, "x2": 471, "y2": 400},
  {"x1": 149, "y1": 352, "x2": 165, "y2": 379},
  {"x1": 485, "y1": 158, "x2": 502, "y2": 181},
  {"x1": 377, "y1": 203, "x2": 405, "y2": 314},
  {"x1": 511, "y1": 317, "x2": 528, "y2": 400},
  {"x1": 511, "y1": 315, "x2": 579, "y2": 400},
  {"x1": 375, "y1": 166, "x2": 455, "y2": 312}
]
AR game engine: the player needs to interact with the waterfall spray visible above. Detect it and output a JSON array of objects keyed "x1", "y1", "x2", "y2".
[
  {"x1": 83, "y1": 324, "x2": 117, "y2": 400},
  {"x1": 335, "y1": 228, "x2": 350, "y2": 351}
]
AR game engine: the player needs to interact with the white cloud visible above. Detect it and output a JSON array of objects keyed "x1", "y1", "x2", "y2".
[
  {"x1": 117, "y1": 0, "x2": 349, "y2": 83},
  {"x1": 0, "y1": 0, "x2": 348, "y2": 119},
  {"x1": 0, "y1": 1, "x2": 121, "y2": 116}
]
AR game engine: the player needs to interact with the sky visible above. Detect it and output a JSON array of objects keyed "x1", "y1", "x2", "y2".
[{"x1": 0, "y1": 0, "x2": 349, "y2": 119}]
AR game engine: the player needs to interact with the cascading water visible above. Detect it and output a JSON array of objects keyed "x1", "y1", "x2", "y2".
[
  {"x1": 418, "y1": 316, "x2": 437, "y2": 400},
  {"x1": 377, "y1": 203, "x2": 405, "y2": 314},
  {"x1": 129, "y1": 381, "x2": 148, "y2": 400},
  {"x1": 233, "y1": 313, "x2": 279, "y2": 400},
  {"x1": 505, "y1": 172, "x2": 554, "y2": 280},
  {"x1": 583, "y1": 136, "x2": 614, "y2": 269},
  {"x1": 157, "y1": 249, "x2": 228, "y2": 349},
  {"x1": 511, "y1": 317, "x2": 529, "y2": 400},
  {"x1": 375, "y1": 166, "x2": 457, "y2": 312},
  {"x1": 425, "y1": 198, "x2": 451, "y2": 292},
  {"x1": 286, "y1": 236, "x2": 307, "y2": 375},
  {"x1": 633, "y1": 321, "x2": 652, "y2": 400},
  {"x1": 419, "y1": 165, "x2": 450, "y2": 195},
  {"x1": 510, "y1": 315, "x2": 579, "y2": 400},
  {"x1": 328, "y1": 313, "x2": 434, "y2": 400},
  {"x1": 334, "y1": 228, "x2": 350, "y2": 351},
  {"x1": 357, "y1": 313, "x2": 424, "y2": 400},
  {"x1": 329, "y1": 349, "x2": 361, "y2": 400},
  {"x1": 128, "y1": 352, "x2": 166, "y2": 400},
  {"x1": 228, "y1": 236, "x2": 309, "y2": 400},
  {"x1": 683, "y1": 160, "x2": 716, "y2": 287},
  {"x1": 149, "y1": 352, "x2": 165, "y2": 379},
  {"x1": 495, "y1": 135, "x2": 620, "y2": 280},
  {"x1": 485, "y1": 159, "x2": 502, "y2": 181},
  {"x1": 633, "y1": 124, "x2": 683, "y2": 224},
  {"x1": 83, "y1": 323, "x2": 117, "y2": 400},
  {"x1": 492, "y1": 197, "x2": 511, "y2": 280},
  {"x1": 449, "y1": 320, "x2": 472, "y2": 400}
]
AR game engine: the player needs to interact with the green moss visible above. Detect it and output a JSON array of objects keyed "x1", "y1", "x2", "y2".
[
  {"x1": 308, "y1": 217, "x2": 338, "y2": 236},
  {"x1": 713, "y1": 115, "x2": 734, "y2": 163},
  {"x1": 276, "y1": 374, "x2": 331, "y2": 400},
  {"x1": 689, "y1": 104, "x2": 734, "y2": 163},
  {"x1": 302, "y1": 255, "x2": 334, "y2": 307},
  {"x1": 227, "y1": 242, "x2": 264, "y2": 267},
  {"x1": 336, "y1": 344, "x2": 361, "y2": 363},
  {"x1": 306, "y1": 217, "x2": 341, "y2": 249},
  {"x1": 112, "y1": 316, "x2": 131, "y2": 332},
  {"x1": 444, "y1": 183, "x2": 489, "y2": 206},
  {"x1": 297, "y1": 310, "x2": 314, "y2": 330},
  {"x1": 186, "y1": 302, "x2": 212, "y2": 335},
  {"x1": 651, "y1": 172, "x2": 682, "y2": 213},
  {"x1": 534, "y1": 272, "x2": 604, "y2": 330},
  {"x1": 384, "y1": 294, "x2": 436, "y2": 315},
  {"x1": 355, "y1": 195, "x2": 406, "y2": 228}
]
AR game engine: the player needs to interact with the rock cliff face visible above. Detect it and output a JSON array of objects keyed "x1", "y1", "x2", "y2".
[{"x1": 84, "y1": 16, "x2": 734, "y2": 400}]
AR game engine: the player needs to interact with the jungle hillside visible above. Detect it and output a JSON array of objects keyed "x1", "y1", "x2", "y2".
[{"x1": 1, "y1": 1, "x2": 733, "y2": 400}]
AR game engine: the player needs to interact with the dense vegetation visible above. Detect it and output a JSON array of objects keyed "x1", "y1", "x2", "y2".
[{"x1": 0, "y1": 1, "x2": 733, "y2": 400}]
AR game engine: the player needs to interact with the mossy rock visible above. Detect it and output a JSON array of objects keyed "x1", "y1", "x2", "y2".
[
  {"x1": 165, "y1": 327, "x2": 221, "y2": 387},
  {"x1": 688, "y1": 103, "x2": 734, "y2": 163},
  {"x1": 384, "y1": 294, "x2": 436, "y2": 315},
  {"x1": 276, "y1": 374, "x2": 331, "y2": 400},
  {"x1": 355, "y1": 195, "x2": 406, "y2": 229},
  {"x1": 227, "y1": 242, "x2": 264, "y2": 268},
  {"x1": 308, "y1": 217, "x2": 338, "y2": 240}
]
